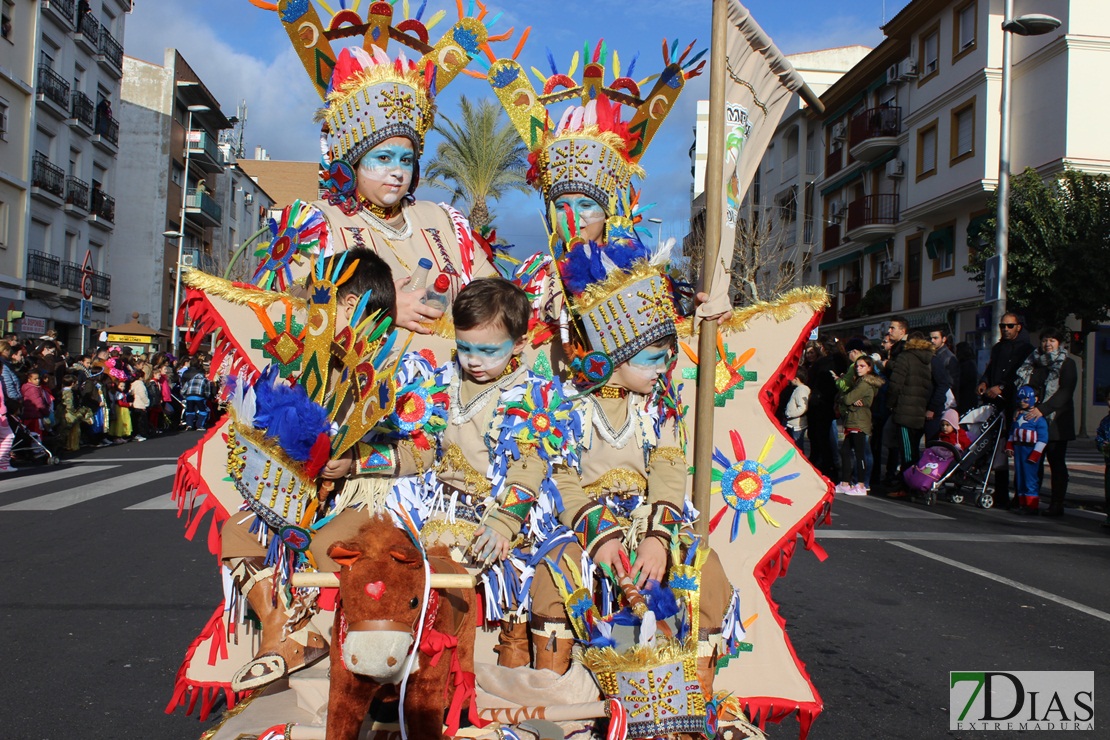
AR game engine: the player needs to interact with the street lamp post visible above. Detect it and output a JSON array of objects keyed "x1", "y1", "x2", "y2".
[
  {"x1": 170, "y1": 104, "x2": 210, "y2": 353},
  {"x1": 992, "y1": 2, "x2": 1061, "y2": 343},
  {"x1": 648, "y1": 217, "x2": 664, "y2": 245}
]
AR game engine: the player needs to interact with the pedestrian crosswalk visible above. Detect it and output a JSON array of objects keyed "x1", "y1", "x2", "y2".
[{"x1": 0, "y1": 463, "x2": 180, "y2": 512}]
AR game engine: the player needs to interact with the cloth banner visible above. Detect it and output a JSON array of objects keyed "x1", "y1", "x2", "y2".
[{"x1": 701, "y1": 0, "x2": 819, "y2": 315}]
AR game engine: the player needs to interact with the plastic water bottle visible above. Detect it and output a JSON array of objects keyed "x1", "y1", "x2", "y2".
[
  {"x1": 422, "y1": 274, "x2": 451, "y2": 312},
  {"x1": 403, "y1": 257, "x2": 434, "y2": 292}
]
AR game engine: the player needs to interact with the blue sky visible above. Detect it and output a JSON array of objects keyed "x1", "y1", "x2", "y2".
[{"x1": 126, "y1": 0, "x2": 907, "y2": 249}]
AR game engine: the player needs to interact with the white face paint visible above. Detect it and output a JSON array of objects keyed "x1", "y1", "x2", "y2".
[{"x1": 357, "y1": 137, "x2": 415, "y2": 208}]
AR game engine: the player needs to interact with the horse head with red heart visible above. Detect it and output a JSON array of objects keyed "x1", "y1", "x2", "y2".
[{"x1": 324, "y1": 515, "x2": 480, "y2": 740}]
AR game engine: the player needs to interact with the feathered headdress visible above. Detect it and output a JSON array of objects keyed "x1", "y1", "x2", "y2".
[
  {"x1": 250, "y1": 1, "x2": 521, "y2": 210},
  {"x1": 488, "y1": 38, "x2": 705, "y2": 219}
]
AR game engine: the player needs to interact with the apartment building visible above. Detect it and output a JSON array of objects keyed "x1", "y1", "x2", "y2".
[
  {"x1": 812, "y1": 0, "x2": 1110, "y2": 429},
  {"x1": 16, "y1": 0, "x2": 129, "y2": 348},
  {"x1": 0, "y1": 0, "x2": 36, "y2": 315},
  {"x1": 212, "y1": 153, "x2": 276, "y2": 284},
  {"x1": 112, "y1": 48, "x2": 232, "y2": 347}
]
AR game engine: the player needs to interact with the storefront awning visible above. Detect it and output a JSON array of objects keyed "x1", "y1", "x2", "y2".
[
  {"x1": 966, "y1": 214, "x2": 991, "y2": 249},
  {"x1": 925, "y1": 226, "x2": 954, "y2": 260}
]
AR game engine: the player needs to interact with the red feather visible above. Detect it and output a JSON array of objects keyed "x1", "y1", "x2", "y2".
[{"x1": 304, "y1": 432, "x2": 332, "y2": 478}]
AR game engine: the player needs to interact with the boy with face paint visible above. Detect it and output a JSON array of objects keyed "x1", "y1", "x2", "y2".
[{"x1": 427, "y1": 278, "x2": 580, "y2": 668}]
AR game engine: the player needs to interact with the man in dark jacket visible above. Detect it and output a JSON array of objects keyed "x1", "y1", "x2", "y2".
[
  {"x1": 977, "y1": 312, "x2": 1035, "y2": 507},
  {"x1": 924, "y1": 328, "x2": 956, "y2": 441},
  {"x1": 885, "y1": 331, "x2": 935, "y2": 495}
]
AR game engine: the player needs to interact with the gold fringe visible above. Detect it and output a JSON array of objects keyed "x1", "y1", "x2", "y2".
[
  {"x1": 569, "y1": 260, "x2": 666, "y2": 313},
  {"x1": 579, "y1": 637, "x2": 697, "y2": 674},
  {"x1": 676, "y1": 286, "x2": 829, "y2": 338},
  {"x1": 649, "y1": 446, "x2": 686, "y2": 467},
  {"x1": 438, "y1": 444, "x2": 493, "y2": 495},
  {"x1": 183, "y1": 270, "x2": 298, "y2": 310}
]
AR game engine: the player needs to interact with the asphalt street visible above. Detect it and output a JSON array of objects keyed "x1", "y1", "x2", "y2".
[{"x1": 0, "y1": 431, "x2": 1106, "y2": 739}]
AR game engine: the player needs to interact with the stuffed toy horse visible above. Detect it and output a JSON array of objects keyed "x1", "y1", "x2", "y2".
[{"x1": 325, "y1": 516, "x2": 478, "y2": 740}]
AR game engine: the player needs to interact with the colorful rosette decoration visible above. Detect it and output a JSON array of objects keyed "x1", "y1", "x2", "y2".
[
  {"x1": 381, "y1": 374, "x2": 449, "y2": 451},
  {"x1": 498, "y1": 380, "x2": 581, "y2": 461},
  {"x1": 252, "y1": 200, "x2": 326, "y2": 291},
  {"x1": 709, "y1": 429, "x2": 800, "y2": 541}
]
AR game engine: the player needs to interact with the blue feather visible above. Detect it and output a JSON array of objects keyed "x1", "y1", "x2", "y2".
[
  {"x1": 249, "y1": 365, "x2": 331, "y2": 462},
  {"x1": 642, "y1": 580, "x2": 681, "y2": 620},
  {"x1": 626, "y1": 52, "x2": 639, "y2": 79},
  {"x1": 546, "y1": 47, "x2": 559, "y2": 76},
  {"x1": 415, "y1": 0, "x2": 427, "y2": 20}
]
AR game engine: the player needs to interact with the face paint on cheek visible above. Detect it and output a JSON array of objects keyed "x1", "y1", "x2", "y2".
[
  {"x1": 358, "y1": 146, "x2": 414, "y2": 205},
  {"x1": 456, "y1": 339, "x2": 516, "y2": 374},
  {"x1": 553, "y1": 196, "x2": 607, "y2": 239}
]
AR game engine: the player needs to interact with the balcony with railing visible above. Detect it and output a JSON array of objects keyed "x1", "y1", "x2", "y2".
[
  {"x1": 31, "y1": 153, "x2": 65, "y2": 204},
  {"x1": 74, "y1": 10, "x2": 100, "y2": 54},
  {"x1": 846, "y1": 194, "x2": 900, "y2": 242},
  {"x1": 186, "y1": 188, "x2": 222, "y2": 226},
  {"x1": 36, "y1": 65, "x2": 71, "y2": 118},
  {"x1": 61, "y1": 262, "x2": 85, "y2": 294},
  {"x1": 97, "y1": 26, "x2": 124, "y2": 76},
  {"x1": 41, "y1": 0, "x2": 76, "y2": 28},
  {"x1": 27, "y1": 251, "x2": 61, "y2": 287},
  {"x1": 65, "y1": 176, "x2": 90, "y2": 213},
  {"x1": 68, "y1": 91, "x2": 94, "y2": 134},
  {"x1": 823, "y1": 222, "x2": 842, "y2": 251},
  {"x1": 89, "y1": 187, "x2": 115, "y2": 228},
  {"x1": 187, "y1": 131, "x2": 225, "y2": 172},
  {"x1": 848, "y1": 106, "x2": 902, "y2": 162},
  {"x1": 93, "y1": 111, "x2": 119, "y2": 152},
  {"x1": 91, "y1": 270, "x2": 111, "y2": 301},
  {"x1": 781, "y1": 154, "x2": 799, "y2": 182},
  {"x1": 803, "y1": 219, "x2": 815, "y2": 246},
  {"x1": 825, "y1": 146, "x2": 844, "y2": 178}
]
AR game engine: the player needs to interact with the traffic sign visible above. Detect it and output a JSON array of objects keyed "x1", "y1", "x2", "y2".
[
  {"x1": 79, "y1": 299, "x2": 92, "y2": 327},
  {"x1": 80, "y1": 250, "x2": 95, "y2": 300}
]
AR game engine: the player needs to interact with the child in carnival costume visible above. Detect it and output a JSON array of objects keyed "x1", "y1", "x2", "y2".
[
  {"x1": 480, "y1": 47, "x2": 742, "y2": 708},
  {"x1": 1006, "y1": 385, "x2": 1049, "y2": 515},
  {"x1": 221, "y1": 248, "x2": 402, "y2": 691},
  {"x1": 248, "y1": 0, "x2": 514, "y2": 335},
  {"x1": 420, "y1": 277, "x2": 581, "y2": 668}
]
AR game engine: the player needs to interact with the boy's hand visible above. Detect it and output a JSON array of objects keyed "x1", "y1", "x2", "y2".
[
  {"x1": 471, "y1": 526, "x2": 512, "y2": 565},
  {"x1": 320, "y1": 451, "x2": 354, "y2": 480},
  {"x1": 394, "y1": 277, "x2": 444, "y2": 335},
  {"x1": 694, "y1": 292, "x2": 729, "y2": 323},
  {"x1": 594, "y1": 539, "x2": 625, "y2": 578},
  {"x1": 632, "y1": 537, "x2": 667, "y2": 587}
]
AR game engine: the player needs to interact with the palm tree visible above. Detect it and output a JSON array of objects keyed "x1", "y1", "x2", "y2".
[{"x1": 424, "y1": 96, "x2": 531, "y2": 231}]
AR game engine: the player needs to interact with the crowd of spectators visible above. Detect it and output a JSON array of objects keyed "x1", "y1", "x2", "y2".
[
  {"x1": 0, "y1": 332, "x2": 216, "y2": 471},
  {"x1": 779, "y1": 313, "x2": 1081, "y2": 514}
]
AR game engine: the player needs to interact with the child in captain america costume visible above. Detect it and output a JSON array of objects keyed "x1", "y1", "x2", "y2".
[{"x1": 1007, "y1": 385, "x2": 1049, "y2": 515}]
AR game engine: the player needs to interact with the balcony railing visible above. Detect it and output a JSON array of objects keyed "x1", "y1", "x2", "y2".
[
  {"x1": 187, "y1": 131, "x2": 224, "y2": 169},
  {"x1": 61, "y1": 262, "x2": 85, "y2": 293},
  {"x1": 92, "y1": 271, "x2": 111, "y2": 299},
  {"x1": 70, "y1": 91, "x2": 94, "y2": 128},
  {"x1": 36, "y1": 64, "x2": 70, "y2": 109},
  {"x1": 848, "y1": 106, "x2": 902, "y2": 149},
  {"x1": 32, "y1": 153, "x2": 66, "y2": 198},
  {"x1": 76, "y1": 10, "x2": 100, "y2": 43},
  {"x1": 825, "y1": 147, "x2": 844, "y2": 177},
  {"x1": 98, "y1": 26, "x2": 124, "y2": 71},
  {"x1": 65, "y1": 176, "x2": 90, "y2": 209},
  {"x1": 186, "y1": 188, "x2": 222, "y2": 223},
  {"x1": 42, "y1": 0, "x2": 76, "y2": 27},
  {"x1": 846, "y1": 194, "x2": 900, "y2": 233},
  {"x1": 803, "y1": 219, "x2": 815, "y2": 245},
  {"x1": 782, "y1": 155, "x2": 798, "y2": 181},
  {"x1": 824, "y1": 223, "x2": 842, "y2": 251},
  {"x1": 94, "y1": 111, "x2": 119, "y2": 145},
  {"x1": 90, "y1": 187, "x2": 115, "y2": 222},
  {"x1": 28, "y1": 251, "x2": 61, "y2": 286}
]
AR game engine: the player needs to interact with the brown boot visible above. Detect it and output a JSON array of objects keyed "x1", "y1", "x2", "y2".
[
  {"x1": 530, "y1": 618, "x2": 574, "y2": 674},
  {"x1": 230, "y1": 560, "x2": 328, "y2": 691},
  {"x1": 493, "y1": 620, "x2": 532, "y2": 669}
]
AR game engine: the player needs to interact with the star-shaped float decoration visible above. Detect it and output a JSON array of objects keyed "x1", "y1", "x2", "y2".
[
  {"x1": 679, "y1": 333, "x2": 758, "y2": 407},
  {"x1": 670, "y1": 287, "x2": 832, "y2": 732},
  {"x1": 252, "y1": 200, "x2": 325, "y2": 291}
]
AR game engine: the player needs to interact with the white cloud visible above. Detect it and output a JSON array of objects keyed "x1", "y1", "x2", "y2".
[{"x1": 125, "y1": 2, "x2": 322, "y2": 161}]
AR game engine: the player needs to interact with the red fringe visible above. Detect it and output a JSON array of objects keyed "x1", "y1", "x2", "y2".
[
  {"x1": 739, "y1": 307, "x2": 832, "y2": 739},
  {"x1": 165, "y1": 604, "x2": 248, "y2": 721},
  {"x1": 172, "y1": 419, "x2": 232, "y2": 561}
]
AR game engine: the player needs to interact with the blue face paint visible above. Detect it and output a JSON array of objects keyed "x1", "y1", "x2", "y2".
[
  {"x1": 456, "y1": 339, "x2": 516, "y2": 359},
  {"x1": 359, "y1": 145, "x2": 414, "y2": 178},
  {"x1": 552, "y1": 195, "x2": 607, "y2": 240},
  {"x1": 627, "y1": 345, "x2": 674, "y2": 369}
]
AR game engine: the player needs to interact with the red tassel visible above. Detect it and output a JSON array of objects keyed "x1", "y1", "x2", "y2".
[{"x1": 304, "y1": 432, "x2": 331, "y2": 478}]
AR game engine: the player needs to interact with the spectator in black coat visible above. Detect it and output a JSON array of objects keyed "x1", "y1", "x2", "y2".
[
  {"x1": 955, "y1": 342, "x2": 979, "y2": 414},
  {"x1": 977, "y1": 312, "x2": 1035, "y2": 507}
]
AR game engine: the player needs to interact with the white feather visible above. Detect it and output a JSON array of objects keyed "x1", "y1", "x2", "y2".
[
  {"x1": 638, "y1": 611, "x2": 657, "y2": 647},
  {"x1": 650, "y1": 237, "x2": 676, "y2": 267},
  {"x1": 581, "y1": 99, "x2": 598, "y2": 128},
  {"x1": 568, "y1": 106, "x2": 585, "y2": 133},
  {"x1": 556, "y1": 106, "x2": 576, "y2": 134}
]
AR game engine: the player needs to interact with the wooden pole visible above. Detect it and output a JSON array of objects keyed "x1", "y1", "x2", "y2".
[{"x1": 691, "y1": 0, "x2": 730, "y2": 537}]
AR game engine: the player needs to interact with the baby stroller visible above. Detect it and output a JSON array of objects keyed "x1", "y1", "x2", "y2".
[
  {"x1": 7, "y1": 413, "x2": 61, "y2": 466},
  {"x1": 902, "y1": 404, "x2": 1007, "y2": 508}
]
